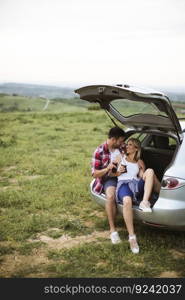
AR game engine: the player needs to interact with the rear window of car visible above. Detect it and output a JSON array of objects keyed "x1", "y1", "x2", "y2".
[{"x1": 110, "y1": 98, "x2": 168, "y2": 117}]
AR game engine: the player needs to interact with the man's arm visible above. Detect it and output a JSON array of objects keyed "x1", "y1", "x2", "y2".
[
  {"x1": 93, "y1": 163, "x2": 115, "y2": 178},
  {"x1": 92, "y1": 147, "x2": 114, "y2": 178},
  {"x1": 93, "y1": 167, "x2": 109, "y2": 178}
]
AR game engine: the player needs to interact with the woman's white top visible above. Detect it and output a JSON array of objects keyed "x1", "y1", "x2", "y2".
[
  {"x1": 118, "y1": 155, "x2": 139, "y2": 181},
  {"x1": 110, "y1": 149, "x2": 121, "y2": 162}
]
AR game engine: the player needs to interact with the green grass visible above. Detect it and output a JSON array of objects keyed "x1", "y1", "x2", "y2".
[
  {"x1": 45, "y1": 230, "x2": 185, "y2": 278},
  {"x1": 0, "y1": 94, "x2": 185, "y2": 278}
]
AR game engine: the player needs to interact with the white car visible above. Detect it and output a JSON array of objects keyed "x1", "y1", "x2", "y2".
[{"x1": 75, "y1": 84, "x2": 185, "y2": 231}]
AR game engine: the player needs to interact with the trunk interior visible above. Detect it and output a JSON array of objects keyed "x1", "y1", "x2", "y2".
[
  {"x1": 141, "y1": 134, "x2": 177, "y2": 182},
  {"x1": 140, "y1": 134, "x2": 178, "y2": 204}
]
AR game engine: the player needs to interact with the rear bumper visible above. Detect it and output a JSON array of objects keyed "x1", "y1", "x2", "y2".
[{"x1": 90, "y1": 181, "x2": 185, "y2": 230}]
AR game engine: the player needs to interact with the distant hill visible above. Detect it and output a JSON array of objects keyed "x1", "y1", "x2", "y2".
[
  {"x1": 164, "y1": 91, "x2": 185, "y2": 102},
  {"x1": 0, "y1": 82, "x2": 76, "y2": 99},
  {"x1": 1, "y1": 82, "x2": 185, "y2": 103}
]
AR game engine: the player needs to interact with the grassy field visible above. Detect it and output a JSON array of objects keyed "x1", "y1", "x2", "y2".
[{"x1": 0, "y1": 95, "x2": 185, "y2": 278}]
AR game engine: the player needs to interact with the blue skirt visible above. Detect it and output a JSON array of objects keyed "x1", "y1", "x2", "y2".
[{"x1": 117, "y1": 178, "x2": 144, "y2": 204}]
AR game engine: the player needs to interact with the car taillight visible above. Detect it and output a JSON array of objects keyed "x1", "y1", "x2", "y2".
[{"x1": 161, "y1": 176, "x2": 185, "y2": 189}]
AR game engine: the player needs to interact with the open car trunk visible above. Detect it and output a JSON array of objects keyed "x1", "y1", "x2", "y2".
[{"x1": 75, "y1": 84, "x2": 182, "y2": 140}]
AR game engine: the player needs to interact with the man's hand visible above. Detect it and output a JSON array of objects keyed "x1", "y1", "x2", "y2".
[
  {"x1": 107, "y1": 162, "x2": 116, "y2": 171},
  {"x1": 93, "y1": 163, "x2": 113, "y2": 178},
  {"x1": 107, "y1": 162, "x2": 118, "y2": 176}
]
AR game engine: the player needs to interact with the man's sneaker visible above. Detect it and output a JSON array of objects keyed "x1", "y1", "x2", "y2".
[
  {"x1": 128, "y1": 235, "x2": 139, "y2": 254},
  {"x1": 110, "y1": 231, "x2": 121, "y2": 244}
]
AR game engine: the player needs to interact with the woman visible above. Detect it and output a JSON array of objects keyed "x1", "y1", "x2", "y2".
[{"x1": 113, "y1": 138, "x2": 161, "y2": 254}]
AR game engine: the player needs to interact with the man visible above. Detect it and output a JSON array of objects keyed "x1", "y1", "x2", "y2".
[{"x1": 91, "y1": 127, "x2": 126, "y2": 244}]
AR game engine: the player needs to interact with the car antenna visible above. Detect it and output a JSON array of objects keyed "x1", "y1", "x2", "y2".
[{"x1": 104, "y1": 109, "x2": 121, "y2": 128}]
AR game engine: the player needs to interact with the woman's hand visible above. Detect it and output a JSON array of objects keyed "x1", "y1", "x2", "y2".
[{"x1": 118, "y1": 164, "x2": 127, "y2": 173}]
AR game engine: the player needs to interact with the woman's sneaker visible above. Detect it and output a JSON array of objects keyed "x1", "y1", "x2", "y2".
[
  {"x1": 139, "y1": 201, "x2": 152, "y2": 213},
  {"x1": 110, "y1": 231, "x2": 121, "y2": 244}
]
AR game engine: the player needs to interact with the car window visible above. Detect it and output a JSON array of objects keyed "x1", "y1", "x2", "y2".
[
  {"x1": 110, "y1": 99, "x2": 168, "y2": 117},
  {"x1": 168, "y1": 137, "x2": 177, "y2": 150},
  {"x1": 127, "y1": 133, "x2": 147, "y2": 142},
  {"x1": 143, "y1": 135, "x2": 177, "y2": 150},
  {"x1": 169, "y1": 137, "x2": 176, "y2": 146}
]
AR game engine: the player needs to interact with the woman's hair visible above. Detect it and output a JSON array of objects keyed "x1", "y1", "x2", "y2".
[{"x1": 127, "y1": 138, "x2": 141, "y2": 161}]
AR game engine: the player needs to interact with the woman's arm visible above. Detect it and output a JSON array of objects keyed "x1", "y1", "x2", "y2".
[{"x1": 138, "y1": 159, "x2": 146, "y2": 178}]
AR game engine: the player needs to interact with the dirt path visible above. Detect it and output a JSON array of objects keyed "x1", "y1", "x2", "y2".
[
  {"x1": 0, "y1": 230, "x2": 110, "y2": 277},
  {"x1": 29, "y1": 230, "x2": 110, "y2": 250}
]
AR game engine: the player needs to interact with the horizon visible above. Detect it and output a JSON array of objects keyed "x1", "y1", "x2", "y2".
[{"x1": 0, "y1": 80, "x2": 185, "y2": 93}]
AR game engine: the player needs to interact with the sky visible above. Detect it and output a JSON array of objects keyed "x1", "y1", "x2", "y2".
[{"x1": 0, "y1": 0, "x2": 185, "y2": 89}]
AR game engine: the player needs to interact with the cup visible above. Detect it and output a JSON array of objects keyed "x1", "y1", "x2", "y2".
[
  {"x1": 112, "y1": 162, "x2": 118, "y2": 173},
  {"x1": 121, "y1": 163, "x2": 127, "y2": 173}
]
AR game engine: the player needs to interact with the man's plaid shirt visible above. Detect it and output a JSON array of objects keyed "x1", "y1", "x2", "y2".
[{"x1": 91, "y1": 141, "x2": 111, "y2": 194}]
